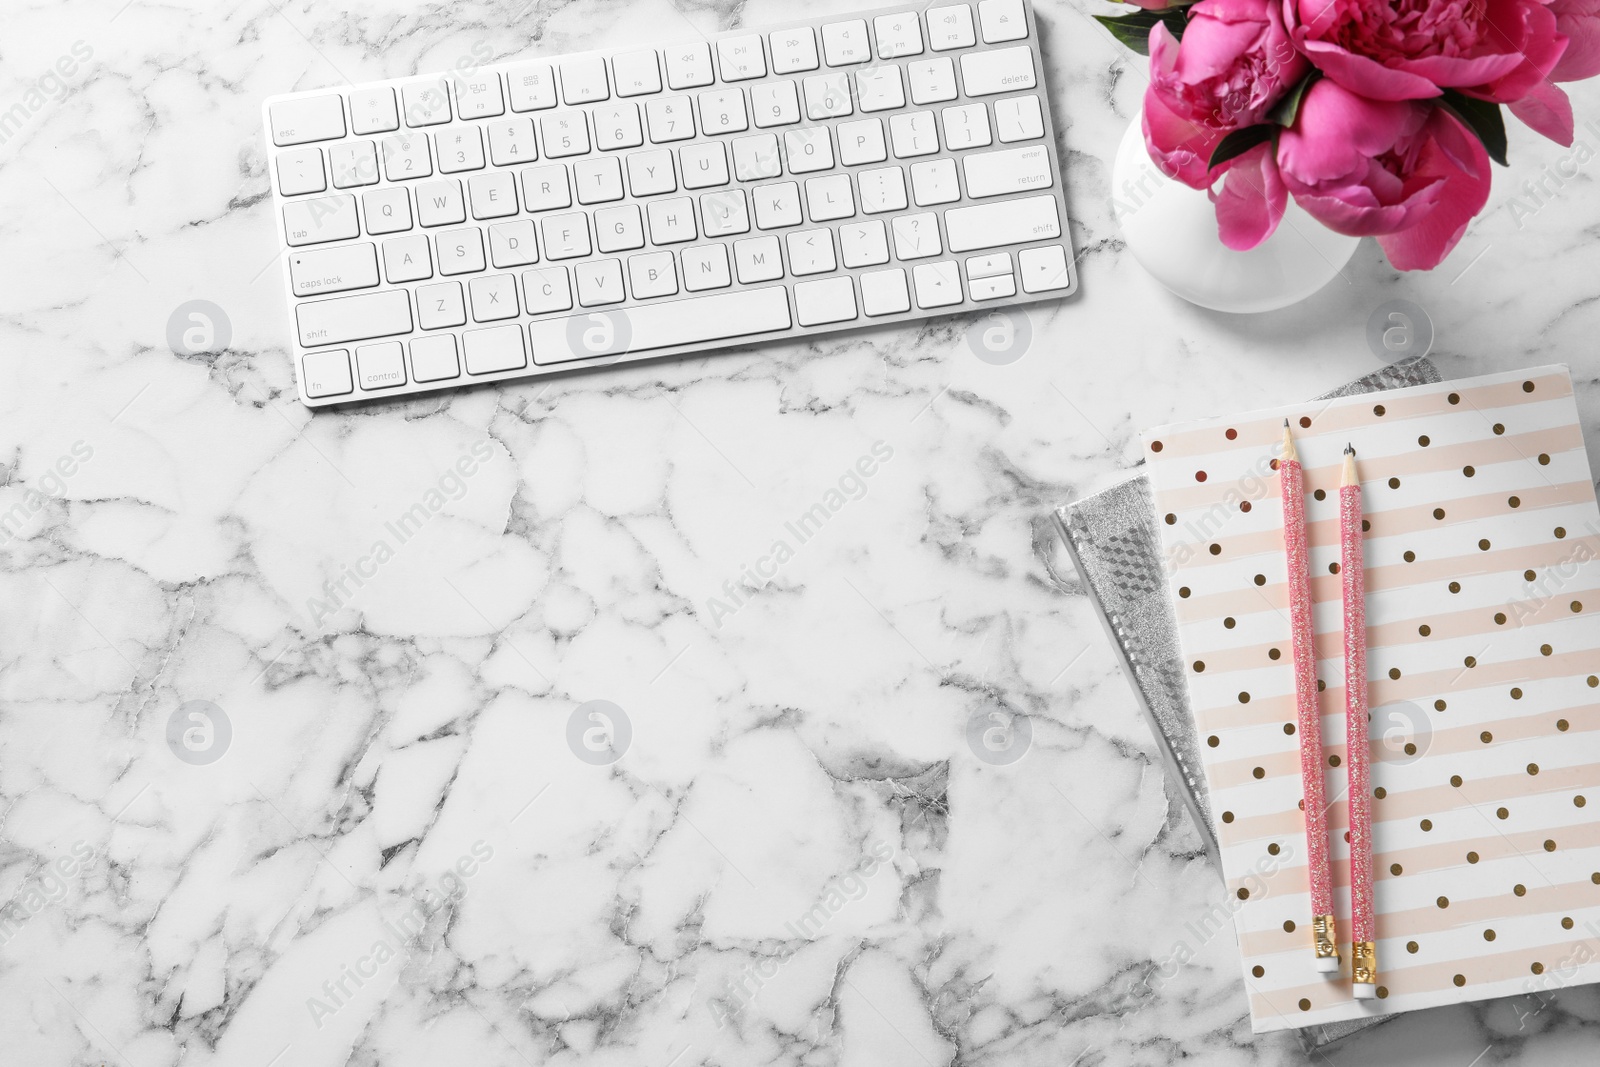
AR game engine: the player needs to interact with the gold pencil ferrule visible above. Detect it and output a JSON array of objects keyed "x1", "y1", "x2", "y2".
[
  {"x1": 1313, "y1": 915, "x2": 1340, "y2": 961},
  {"x1": 1352, "y1": 941, "x2": 1378, "y2": 985}
]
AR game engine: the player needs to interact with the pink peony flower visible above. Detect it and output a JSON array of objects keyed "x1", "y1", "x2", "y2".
[
  {"x1": 1243, "y1": 79, "x2": 1493, "y2": 270},
  {"x1": 1283, "y1": 0, "x2": 1571, "y2": 139},
  {"x1": 1550, "y1": 0, "x2": 1600, "y2": 80},
  {"x1": 1142, "y1": 0, "x2": 1310, "y2": 187}
]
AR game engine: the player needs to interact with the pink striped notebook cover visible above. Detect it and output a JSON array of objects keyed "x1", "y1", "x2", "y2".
[{"x1": 1143, "y1": 365, "x2": 1600, "y2": 1033}]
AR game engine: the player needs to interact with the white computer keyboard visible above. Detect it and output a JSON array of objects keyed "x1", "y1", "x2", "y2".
[{"x1": 263, "y1": 0, "x2": 1076, "y2": 407}]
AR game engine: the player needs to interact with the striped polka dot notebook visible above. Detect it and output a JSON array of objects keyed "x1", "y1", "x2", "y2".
[{"x1": 1143, "y1": 365, "x2": 1600, "y2": 1033}]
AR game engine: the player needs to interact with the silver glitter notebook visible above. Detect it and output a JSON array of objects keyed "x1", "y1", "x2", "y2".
[{"x1": 1050, "y1": 356, "x2": 1440, "y2": 1051}]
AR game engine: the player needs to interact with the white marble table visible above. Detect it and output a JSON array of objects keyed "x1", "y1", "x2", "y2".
[{"x1": 5, "y1": 1, "x2": 1600, "y2": 1064}]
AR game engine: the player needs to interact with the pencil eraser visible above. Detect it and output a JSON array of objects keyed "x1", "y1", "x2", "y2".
[
  {"x1": 1352, "y1": 983, "x2": 1377, "y2": 1000},
  {"x1": 1313, "y1": 957, "x2": 1340, "y2": 974}
]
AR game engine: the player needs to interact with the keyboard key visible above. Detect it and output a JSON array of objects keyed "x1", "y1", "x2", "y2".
[
  {"x1": 437, "y1": 227, "x2": 487, "y2": 274},
  {"x1": 784, "y1": 127, "x2": 834, "y2": 173},
  {"x1": 734, "y1": 235, "x2": 783, "y2": 283},
  {"x1": 836, "y1": 119, "x2": 886, "y2": 166},
  {"x1": 979, "y1": 0, "x2": 1028, "y2": 43},
  {"x1": 464, "y1": 324, "x2": 528, "y2": 374},
  {"x1": 488, "y1": 220, "x2": 539, "y2": 267},
  {"x1": 522, "y1": 164, "x2": 573, "y2": 211},
  {"x1": 647, "y1": 197, "x2": 698, "y2": 243},
  {"x1": 805, "y1": 174, "x2": 854, "y2": 221},
  {"x1": 364, "y1": 187, "x2": 412, "y2": 234},
  {"x1": 468, "y1": 171, "x2": 518, "y2": 219},
  {"x1": 613, "y1": 50, "x2": 663, "y2": 97},
  {"x1": 523, "y1": 265, "x2": 574, "y2": 313},
  {"x1": 542, "y1": 212, "x2": 593, "y2": 258},
  {"x1": 596, "y1": 204, "x2": 646, "y2": 252},
  {"x1": 860, "y1": 267, "x2": 910, "y2": 315},
  {"x1": 717, "y1": 35, "x2": 766, "y2": 81},
  {"x1": 290, "y1": 242, "x2": 379, "y2": 297},
  {"x1": 627, "y1": 149, "x2": 678, "y2": 195},
  {"x1": 487, "y1": 118, "x2": 537, "y2": 165},
  {"x1": 913, "y1": 261, "x2": 962, "y2": 308},
  {"x1": 270, "y1": 94, "x2": 346, "y2": 146},
  {"x1": 963, "y1": 144, "x2": 1051, "y2": 198},
  {"x1": 942, "y1": 103, "x2": 991, "y2": 149},
  {"x1": 700, "y1": 189, "x2": 750, "y2": 236},
  {"x1": 944, "y1": 194, "x2": 1060, "y2": 252},
  {"x1": 891, "y1": 212, "x2": 941, "y2": 259},
  {"x1": 889, "y1": 111, "x2": 937, "y2": 157},
  {"x1": 928, "y1": 4, "x2": 977, "y2": 50},
  {"x1": 733, "y1": 134, "x2": 782, "y2": 180},
  {"x1": 996, "y1": 95, "x2": 1045, "y2": 142},
  {"x1": 769, "y1": 27, "x2": 819, "y2": 74},
  {"x1": 628, "y1": 250, "x2": 679, "y2": 297},
  {"x1": 681, "y1": 244, "x2": 731, "y2": 291},
  {"x1": 330, "y1": 141, "x2": 379, "y2": 188},
  {"x1": 594, "y1": 103, "x2": 645, "y2": 148},
  {"x1": 417, "y1": 282, "x2": 467, "y2": 328},
  {"x1": 356, "y1": 341, "x2": 407, "y2": 388},
  {"x1": 410, "y1": 334, "x2": 460, "y2": 382},
  {"x1": 908, "y1": 59, "x2": 958, "y2": 105},
  {"x1": 874, "y1": 13, "x2": 924, "y2": 58},
  {"x1": 855, "y1": 67, "x2": 905, "y2": 113},
  {"x1": 507, "y1": 62, "x2": 557, "y2": 111},
  {"x1": 751, "y1": 81, "x2": 802, "y2": 128},
  {"x1": 1019, "y1": 244, "x2": 1072, "y2": 292},
  {"x1": 970, "y1": 274, "x2": 1016, "y2": 299},
  {"x1": 417, "y1": 179, "x2": 466, "y2": 227},
  {"x1": 804, "y1": 75, "x2": 853, "y2": 120},
  {"x1": 858, "y1": 166, "x2": 908, "y2": 213},
  {"x1": 575, "y1": 156, "x2": 625, "y2": 204},
  {"x1": 559, "y1": 55, "x2": 610, "y2": 104},
  {"x1": 541, "y1": 111, "x2": 591, "y2": 157},
  {"x1": 960, "y1": 46, "x2": 1035, "y2": 96},
  {"x1": 383, "y1": 235, "x2": 433, "y2": 282},
  {"x1": 753, "y1": 181, "x2": 802, "y2": 229},
  {"x1": 349, "y1": 88, "x2": 399, "y2": 135},
  {"x1": 382, "y1": 133, "x2": 433, "y2": 180},
  {"x1": 528, "y1": 286, "x2": 791, "y2": 365},
  {"x1": 469, "y1": 273, "x2": 521, "y2": 320},
  {"x1": 282, "y1": 194, "x2": 358, "y2": 246},
  {"x1": 646, "y1": 96, "x2": 696, "y2": 142},
  {"x1": 821, "y1": 20, "x2": 870, "y2": 66},
  {"x1": 794, "y1": 277, "x2": 857, "y2": 325},
  {"x1": 455, "y1": 72, "x2": 505, "y2": 119},
  {"x1": 699, "y1": 89, "x2": 749, "y2": 134},
  {"x1": 297, "y1": 289, "x2": 412, "y2": 346},
  {"x1": 966, "y1": 252, "x2": 1012, "y2": 278},
  {"x1": 402, "y1": 78, "x2": 452, "y2": 126},
  {"x1": 839, "y1": 220, "x2": 889, "y2": 267},
  {"x1": 910, "y1": 158, "x2": 959, "y2": 205},
  {"x1": 302, "y1": 349, "x2": 353, "y2": 397},
  {"x1": 665, "y1": 42, "x2": 714, "y2": 90},
  {"x1": 680, "y1": 142, "x2": 729, "y2": 189},
  {"x1": 786, "y1": 228, "x2": 836, "y2": 275},
  {"x1": 276, "y1": 148, "x2": 325, "y2": 195}
]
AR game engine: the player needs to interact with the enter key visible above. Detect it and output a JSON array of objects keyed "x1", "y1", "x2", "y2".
[{"x1": 962, "y1": 144, "x2": 1052, "y2": 199}]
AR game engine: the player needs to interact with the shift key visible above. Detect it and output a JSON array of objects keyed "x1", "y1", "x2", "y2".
[
  {"x1": 297, "y1": 289, "x2": 412, "y2": 346},
  {"x1": 943, "y1": 194, "x2": 1060, "y2": 252}
]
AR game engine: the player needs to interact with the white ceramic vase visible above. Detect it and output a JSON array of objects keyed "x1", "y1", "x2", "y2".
[{"x1": 1111, "y1": 112, "x2": 1360, "y2": 313}]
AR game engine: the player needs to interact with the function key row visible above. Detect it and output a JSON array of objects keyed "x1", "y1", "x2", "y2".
[{"x1": 270, "y1": 0, "x2": 1030, "y2": 145}]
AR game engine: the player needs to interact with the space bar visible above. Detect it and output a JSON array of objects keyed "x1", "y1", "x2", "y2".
[{"x1": 529, "y1": 286, "x2": 793, "y2": 366}]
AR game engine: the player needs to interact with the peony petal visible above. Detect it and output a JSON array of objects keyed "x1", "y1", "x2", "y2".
[
  {"x1": 1376, "y1": 113, "x2": 1494, "y2": 271},
  {"x1": 1277, "y1": 81, "x2": 1420, "y2": 184},
  {"x1": 1212, "y1": 141, "x2": 1286, "y2": 249},
  {"x1": 1142, "y1": 82, "x2": 1224, "y2": 189},
  {"x1": 1294, "y1": 39, "x2": 1445, "y2": 100},
  {"x1": 1509, "y1": 81, "x2": 1576, "y2": 145},
  {"x1": 1551, "y1": 0, "x2": 1600, "y2": 81},
  {"x1": 1174, "y1": 18, "x2": 1265, "y2": 82}
]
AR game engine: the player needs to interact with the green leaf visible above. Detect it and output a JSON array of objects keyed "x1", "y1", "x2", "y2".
[
  {"x1": 1438, "y1": 90, "x2": 1509, "y2": 166},
  {"x1": 1266, "y1": 71, "x2": 1319, "y2": 128},
  {"x1": 1092, "y1": 8, "x2": 1188, "y2": 56},
  {"x1": 1208, "y1": 124, "x2": 1275, "y2": 170}
]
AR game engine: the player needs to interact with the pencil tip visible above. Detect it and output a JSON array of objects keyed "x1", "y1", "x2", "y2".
[
  {"x1": 1283, "y1": 418, "x2": 1290, "y2": 427},
  {"x1": 1345, "y1": 443, "x2": 1355, "y2": 455}
]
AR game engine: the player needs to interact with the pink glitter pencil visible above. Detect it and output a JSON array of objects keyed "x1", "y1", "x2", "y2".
[
  {"x1": 1342, "y1": 445, "x2": 1377, "y2": 1000},
  {"x1": 1280, "y1": 422, "x2": 1339, "y2": 975}
]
